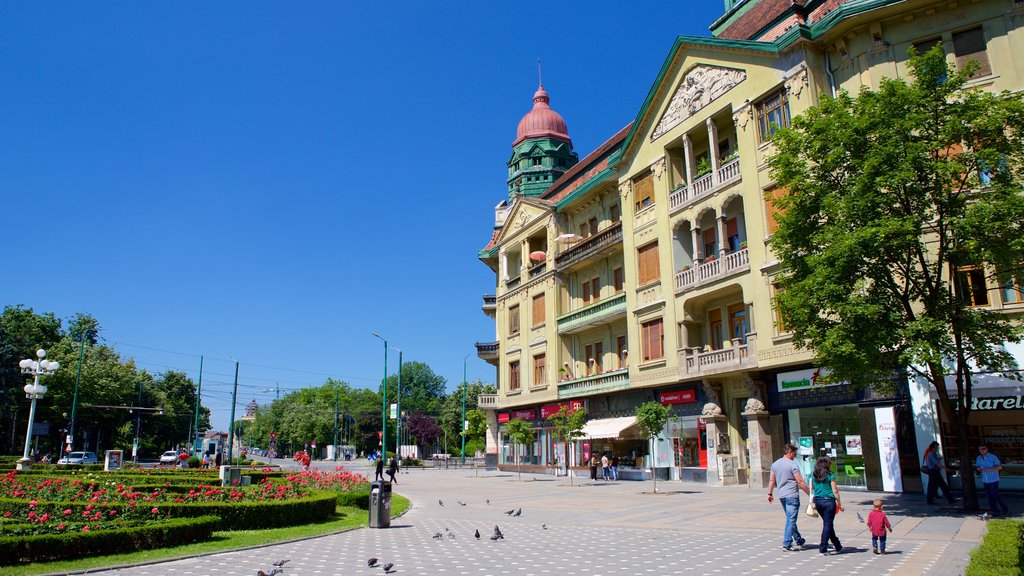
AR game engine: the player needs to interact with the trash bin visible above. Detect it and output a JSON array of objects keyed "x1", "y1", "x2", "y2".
[
  {"x1": 219, "y1": 465, "x2": 241, "y2": 487},
  {"x1": 368, "y1": 480, "x2": 392, "y2": 528}
]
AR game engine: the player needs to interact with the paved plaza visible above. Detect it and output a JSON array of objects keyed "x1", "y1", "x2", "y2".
[{"x1": 90, "y1": 464, "x2": 1007, "y2": 576}]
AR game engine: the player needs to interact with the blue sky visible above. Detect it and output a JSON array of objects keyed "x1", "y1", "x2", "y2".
[{"x1": 1, "y1": 2, "x2": 725, "y2": 431}]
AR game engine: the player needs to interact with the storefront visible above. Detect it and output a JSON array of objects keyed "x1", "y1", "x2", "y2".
[
  {"x1": 497, "y1": 401, "x2": 583, "y2": 469},
  {"x1": 770, "y1": 368, "x2": 915, "y2": 493},
  {"x1": 659, "y1": 388, "x2": 708, "y2": 482}
]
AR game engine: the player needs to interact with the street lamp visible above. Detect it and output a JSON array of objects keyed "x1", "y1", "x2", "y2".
[
  {"x1": 462, "y1": 353, "x2": 470, "y2": 465},
  {"x1": 372, "y1": 333, "x2": 388, "y2": 459},
  {"x1": 18, "y1": 349, "x2": 58, "y2": 470}
]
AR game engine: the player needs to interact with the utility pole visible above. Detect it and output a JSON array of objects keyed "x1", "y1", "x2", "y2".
[
  {"x1": 395, "y1": 349, "x2": 402, "y2": 461},
  {"x1": 334, "y1": 388, "x2": 340, "y2": 462},
  {"x1": 462, "y1": 353, "x2": 470, "y2": 465},
  {"x1": 193, "y1": 355, "x2": 204, "y2": 454},
  {"x1": 68, "y1": 335, "x2": 85, "y2": 454},
  {"x1": 133, "y1": 379, "x2": 143, "y2": 463},
  {"x1": 227, "y1": 361, "x2": 239, "y2": 465}
]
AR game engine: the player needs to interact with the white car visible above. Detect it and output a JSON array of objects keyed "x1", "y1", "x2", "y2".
[
  {"x1": 159, "y1": 451, "x2": 180, "y2": 465},
  {"x1": 57, "y1": 451, "x2": 98, "y2": 465}
]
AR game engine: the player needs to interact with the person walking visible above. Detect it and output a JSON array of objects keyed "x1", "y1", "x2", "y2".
[
  {"x1": 387, "y1": 457, "x2": 399, "y2": 484},
  {"x1": 812, "y1": 455, "x2": 844, "y2": 555},
  {"x1": 923, "y1": 441, "x2": 955, "y2": 505},
  {"x1": 375, "y1": 456, "x2": 385, "y2": 481},
  {"x1": 601, "y1": 453, "x2": 610, "y2": 481},
  {"x1": 767, "y1": 443, "x2": 810, "y2": 551},
  {"x1": 866, "y1": 499, "x2": 893, "y2": 554},
  {"x1": 589, "y1": 454, "x2": 598, "y2": 481},
  {"x1": 976, "y1": 443, "x2": 1010, "y2": 518},
  {"x1": 611, "y1": 455, "x2": 619, "y2": 481}
]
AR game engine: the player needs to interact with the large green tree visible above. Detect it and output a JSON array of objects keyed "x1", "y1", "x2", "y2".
[
  {"x1": 769, "y1": 46, "x2": 1024, "y2": 512},
  {"x1": 385, "y1": 361, "x2": 446, "y2": 414}
]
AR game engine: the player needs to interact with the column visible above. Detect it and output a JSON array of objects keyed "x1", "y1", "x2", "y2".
[
  {"x1": 717, "y1": 214, "x2": 728, "y2": 258},
  {"x1": 706, "y1": 117, "x2": 720, "y2": 175},
  {"x1": 485, "y1": 408, "x2": 499, "y2": 470},
  {"x1": 744, "y1": 413, "x2": 773, "y2": 489},
  {"x1": 692, "y1": 226, "x2": 703, "y2": 262},
  {"x1": 683, "y1": 134, "x2": 694, "y2": 186},
  {"x1": 704, "y1": 415, "x2": 730, "y2": 486},
  {"x1": 500, "y1": 248, "x2": 508, "y2": 281}
]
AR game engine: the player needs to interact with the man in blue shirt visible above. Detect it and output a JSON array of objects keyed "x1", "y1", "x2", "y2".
[{"x1": 976, "y1": 443, "x2": 1010, "y2": 517}]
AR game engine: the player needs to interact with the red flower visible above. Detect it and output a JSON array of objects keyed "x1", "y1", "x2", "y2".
[
  {"x1": 63, "y1": 509, "x2": 72, "y2": 515},
  {"x1": 82, "y1": 526, "x2": 90, "y2": 532},
  {"x1": 28, "y1": 499, "x2": 36, "y2": 507},
  {"x1": 151, "y1": 507, "x2": 159, "y2": 514},
  {"x1": 57, "y1": 522, "x2": 65, "y2": 530}
]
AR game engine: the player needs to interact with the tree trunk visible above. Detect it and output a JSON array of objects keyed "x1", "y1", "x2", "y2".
[
  {"x1": 955, "y1": 408, "x2": 980, "y2": 513},
  {"x1": 567, "y1": 441, "x2": 573, "y2": 487},
  {"x1": 517, "y1": 445, "x2": 522, "y2": 482},
  {"x1": 929, "y1": 360, "x2": 980, "y2": 513},
  {"x1": 651, "y1": 437, "x2": 657, "y2": 493}
]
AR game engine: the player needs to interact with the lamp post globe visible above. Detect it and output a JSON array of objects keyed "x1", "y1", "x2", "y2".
[{"x1": 18, "y1": 348, "x2": 59, "y2": 470}]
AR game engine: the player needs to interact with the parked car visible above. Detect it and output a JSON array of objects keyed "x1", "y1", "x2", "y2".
[
  {"x1": 57, "y1": 451, "x2": 98, "y2": 465},
  {"x1": 159, "y1": 450, "x2": 180, "y2": 465}
]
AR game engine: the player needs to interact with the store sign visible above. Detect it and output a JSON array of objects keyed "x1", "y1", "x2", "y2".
[
  {"x1": 539, "y1": 401, "x2": 583, "y2": 419},
  {"x1": 510, "y1": 408, "x2": 537, "y2": 421},
  {"x1": 874, "y1": 407, "x2": 903, "y2": 493},
  {"x1": 659, "y1": 390, "x2": 696, "y2": 405},
  {"x1": 777, "y1": 368, "x2": 839, "y2": 392},
  {"x1": 497, "y1": 413, "x2": 510, "y2": 423},
  {"x1": 971, "y1": 396, "x2": 1024, "y2": 411}
]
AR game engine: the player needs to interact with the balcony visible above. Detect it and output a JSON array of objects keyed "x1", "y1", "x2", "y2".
[
  {"x1": 477, "y1": 393, "x2": 498, "y2": 410},
  {"x1": 482, "y1": 294, "x2": 496, "y2": 318},
  {"x1": 528, "y1": 261, "x2": 547, "y2": 278},
  {"x1": 557, "y1": 368, "x2": 629, "y2": 399},
  {"x1": 505, "y1": 276, "x2": 521, "y2": 291},
  {"x1": 476, "y1": 341, "x2": 499, "y2": 364},
  {"x1": 679, "y1": 336, "x2": 757, "y2": 377},
  {"x1": 669, "y1": 157, "x2": 742, "y2": 213},
  {"x1": 675, "y1": 248, "x2": 750, "y2": 292},
  {"x1": 556, "y1": 292, "x2": 627, "y2": 335},
  {"x1": 554, "y1": 222, "x2": 623, "y2": 271}
]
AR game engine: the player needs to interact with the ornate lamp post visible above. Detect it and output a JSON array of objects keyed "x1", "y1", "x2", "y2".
[{"x1": 18, "y1": 349, "x2": 58, "y2": 470}]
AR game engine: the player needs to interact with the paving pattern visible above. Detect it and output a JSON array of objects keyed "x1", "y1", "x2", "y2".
[{"x1": 90, "y1": 464, "x2": 1010, "y2": 576}]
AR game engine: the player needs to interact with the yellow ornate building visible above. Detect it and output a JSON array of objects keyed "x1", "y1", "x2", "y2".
[{"x1": 478, "y1": 0, "x2": 1023, "y2": 490}]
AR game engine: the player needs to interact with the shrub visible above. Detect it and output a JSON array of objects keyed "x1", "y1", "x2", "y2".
[
  {"x1": 966, "y1": 519, "x2": 1024, "y2": 576},
  {"x1": 0, "y1": 515, "x2": 218, "y2": 565},
  {"x1": 336, "y1": 490, "x2": 370, "y2": 510},
  {"x1": 401, "y1": 457, "x2": 421, "y2": 467},
  {"x1": 187, "y1": 456, "x2": 202, "y2": 468}
]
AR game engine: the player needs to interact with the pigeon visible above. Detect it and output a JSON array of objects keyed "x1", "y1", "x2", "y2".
[
  {"x1": 504, "y1": 509, "x2": 514, "y2": 515},
  {"x1": 493, "y1": 525, "x2": 504, "y2": 539},
  {"x1": 438, "y1": 499, "x2": 444, "y2": 506},
  {"x1": 368, "y1": 557, "x2": 379, "y2": 567},
  {"x1": 486, "y1": 499, "x2": 490, "y2": 504},
  {"x1": 383, "y1": 562, "x2": 395, "y2": 573},
  {"x1": 273, "y1": 559, "x2": 289, "y2": 567},
  {"x1": 475, "y1": 529, "x2": 480, "y2": 539},
  {"x1": 448, "y1": 532, "x2": 456, "y2": 539},
  {"x1": 542, "y1": 523, "x2": 548, "y2": 530},
  {"x1": 432, "y1": 532, "x2": 443, "y2": 539},
  {"x1": 512, "y1": 508, "x2": 522, "y2": 517},
  {"x1": 856, "y1": 512, "x2": 865, "y2": 523},
  {"x1": 458, "y1": 500, "x2": 467, "y2": 506}
]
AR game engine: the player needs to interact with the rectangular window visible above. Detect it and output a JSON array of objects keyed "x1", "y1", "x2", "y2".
[
  {"x1": 590, "y1": 277, "x2": 600, "y2": 302},
  {"x1": 613, "y1": 267, "x2": 624, "y2": 292},
  {"x1": 912, "y1": 38, "x2": 942, "y2": 57},
  {"x1": 638, "y1": 242, "x2": 660, "y2": 285},
  {"x1": 641, "y1": 319, "x2": 664, "y2": 362},
  {"x1": 616, "y1": 335, "x2": 628, "y2": 369},
  {"x1": 755, "y1": 88, "x2": 791, "y2": 143},
  {"x1": 589, "y1": 217, "x2": 599, "y2": 235},
  {"x1": 533, "y1": 354, "x2": 546, "y2": 387},
  {"x1": 726, "y1": 217, "x2": 740, "y2": 252},
  {"x1": 609, "y1": 204, "x2": 621, "y2": 224},
  {"x1": 582, "y1": 279, "x2": 591, "y2": 304},
  {"x1": 633, "y1": 171, "x2": 654, "y2": 213},
  {"x1": 709, "y1": 309, "x2": 723, "y2": 350},
  {"x1": 509, "y1": 305, "x2": 520, "y2": 335},
  {"x1": 953, "y1": 27, "x2": 991, "y2": 77},
  {"x1": 509, "y1": 361, "x2": 520, "y2": 391},
  {"x1": 728, "y1": 303, "x2": 748, "y2": 344},
  {"x1": 999, "y1": 270, "x2": 1023, "y2": 304},
  {"x1": 532, "y1": 293, "x2": 545, "y2": 327},
  {"x1": 703, "y1": 228, "x2": 717, "y2": 259},
  {"x1": 771, "y1": 282, "x2": 789, "y2": 334},
  {"x1": 956, "y1": 266, "x2": 990, "y2": 307},
  {"x1": 585, "y1": 342, "x2": 604, "y2": 375},
  {"x1": 580, "y1": 222, "x2": 590, "y2": 238},
  {"x1": 764, "y1": 187, "x2": 787, "y2": 235}
]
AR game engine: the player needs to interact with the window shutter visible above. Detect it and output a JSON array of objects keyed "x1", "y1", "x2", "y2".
[{"x1": 954, "y1": 27, "x2": 991, "y2": 77}]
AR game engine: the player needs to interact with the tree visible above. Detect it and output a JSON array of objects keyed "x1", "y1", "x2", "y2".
[
  {"x1": 635, "y1": 401, "x2": 671, "y2": 494},
  {"x1": 504, "y1": 418, "x2": 535, "y2": 482},
  {"x1": 438, "y1": 379, "x2": 495, "y2": 453},
  {"x1": 406, "y1": 412, "x2": 442, "y2": 452},
  {"x1": 385, "y1": 361, "x2": 446, "y2": 414},
  {"x1": 768, "y1": 46, "x2": 1024, "y2": 512},
  {"x1": 66, "y1": 313, "x2": 100, "y2": 345},
  {"x1": 463, "y1": 408, "x2": 488, "y2": 475},
  {"x1": 546, "y1": 404, "x2": 587, "y2": 486}
]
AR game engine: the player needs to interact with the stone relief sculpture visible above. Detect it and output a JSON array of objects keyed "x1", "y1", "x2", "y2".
[
  {"x1": 742, "y1": 376, "x2": 768, "y2": 415},
  {"x1": 701, "y1": 381, "x2": 723, "y2": 417},
  {"x1": 653, "y1": 65, "x2": 747, "y2": 141}
]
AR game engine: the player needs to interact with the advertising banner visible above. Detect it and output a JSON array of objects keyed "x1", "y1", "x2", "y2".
[{"x1": 659, "y1": 390, "x2": 696, "y2": 405}]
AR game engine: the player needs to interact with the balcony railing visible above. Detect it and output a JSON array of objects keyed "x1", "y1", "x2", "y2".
[
  {"x1": 557, "y1": 368, "x2": 629, "y2": 399},
  {"x1": 528, "y1": 262, "x2": 547, "y2": 278},
  {"x1": 680, "y1": 336, "x2": 757, "y2": 377},
  {"x1": 482, "y1": 294, "x2": 496, "y2": 318},
  {"x1": 505, "y1": 276, "x2": 521, "y2": 291},
  {"x1": 555, "y1": 222, "x2": 623, "y2": 270},
  {"x1": 556, "y1": 292, "x2": 627, "y2": 334},
  {"x1": 477, "y1": 394, "x2": 498, "y2": 409},
  {"x1": 675, "y1": 247, "x2": 750, "y2": 291},
  {"x1": 475, "y1": 341, "x2": 499, "y2": 362},
  {"x1": 669, "y1": 157, "x2": 742, "y2": 213}
]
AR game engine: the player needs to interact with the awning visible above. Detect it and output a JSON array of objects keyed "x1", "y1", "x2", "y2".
[{"x1": 581, "y1": 416, "x2": 638, "y2": 440}]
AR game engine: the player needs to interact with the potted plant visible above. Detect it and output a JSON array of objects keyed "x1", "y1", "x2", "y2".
[
  {"x1": 739, "y1": 241, "x2": 748, "y2": 250},
  {"x1": 682, "y1": 265, "x2": 691, "y2": 271},
  {"x1": 695, "y1": 156, "x2": 712, "y2": 178}
]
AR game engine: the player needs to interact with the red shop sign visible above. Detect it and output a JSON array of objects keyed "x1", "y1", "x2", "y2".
[
  {"x1": 497, "y1": 413, "x2": 510, "y2": 423},
  {"x1": 659, "y1": 390, "x2": 696, "y2": 405},
  {"x1": 540, "y1": 400, "x2": 583, "y2": 419},
  {"x1": 510, "y1": 409, "x2": 537, "y2": 421}
]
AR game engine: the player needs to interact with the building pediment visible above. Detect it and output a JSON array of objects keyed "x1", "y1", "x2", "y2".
[
  {"x1": 495, "y1": 197, "x2": 553, "y2": 245},
  {"x1": 651, "y1": 65, "x2": 747, "y2": 141}
]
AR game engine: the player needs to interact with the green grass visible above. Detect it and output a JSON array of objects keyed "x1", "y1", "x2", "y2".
[
  {"x1": 3, "y1": 494, "x2": 409, "y2": 576},
  {"x1": 966, "y1": 519, "x2": 1024, "y2": 576}
]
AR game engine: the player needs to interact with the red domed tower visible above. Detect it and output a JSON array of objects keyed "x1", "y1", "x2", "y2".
[{"x1": 506, "y1": 84, "x2": 578, "y2": 200}]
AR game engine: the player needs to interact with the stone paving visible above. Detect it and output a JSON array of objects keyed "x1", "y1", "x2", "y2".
[{"x1": 90, "y1": 463, "x2": 1013, "y2": 576}]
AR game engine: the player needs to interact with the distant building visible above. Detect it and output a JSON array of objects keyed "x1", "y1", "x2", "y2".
[{"x1": 242, "y1": 398, "x2": 258, "y2": 421}]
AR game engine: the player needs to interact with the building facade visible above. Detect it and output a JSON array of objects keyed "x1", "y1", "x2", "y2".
[{"x1": 478, "y1": 0, "x2": 1024, "y2": 491}]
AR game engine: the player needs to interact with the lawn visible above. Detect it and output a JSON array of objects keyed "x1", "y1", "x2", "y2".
[{"x1": 3, "y1": 494, "x2": 409, "y2": 576}]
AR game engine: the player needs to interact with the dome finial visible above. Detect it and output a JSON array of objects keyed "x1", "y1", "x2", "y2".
[{"x1": 537, "y1": 57, "x2": 543, "y2": 88}]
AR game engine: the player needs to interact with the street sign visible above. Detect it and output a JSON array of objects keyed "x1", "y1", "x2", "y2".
[{"x1": 389, "y1": 403, "x2": 398, "y2": 419}]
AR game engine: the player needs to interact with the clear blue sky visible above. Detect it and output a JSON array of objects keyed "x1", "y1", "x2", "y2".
[{"x1": 1, "y1": 2, "x2": 725, "y2": 431}]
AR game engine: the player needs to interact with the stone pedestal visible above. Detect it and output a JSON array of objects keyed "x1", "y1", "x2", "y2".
[
  {"x1": 16, "y1": 457, "x2": 32, "y2": 471},
  {"x1": 484, "y1": 409, "x2": 499, "y2": 470},
  {"x1": 703, "y1": 415, "x2": 728, "y2": 485},
  {"x1": 744, "y1": 412, "x2": 773, "y2": 489}
]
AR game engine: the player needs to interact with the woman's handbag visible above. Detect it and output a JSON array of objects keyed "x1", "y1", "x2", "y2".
[{"x1": 806, "y1": 500, "x2": 819, "y2": 517}]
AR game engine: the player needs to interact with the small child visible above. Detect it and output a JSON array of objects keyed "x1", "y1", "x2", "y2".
[{"x1": 866, "y1": 500, "x2": 893, "y2": 554}]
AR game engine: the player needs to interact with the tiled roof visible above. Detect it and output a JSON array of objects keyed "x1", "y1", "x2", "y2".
[{"x1": 542, "y1": 123, "x2": 632, "y2": 204}]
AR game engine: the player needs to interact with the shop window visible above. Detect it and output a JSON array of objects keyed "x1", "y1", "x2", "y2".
[
  {"x1": 709, "y1": 309, "x2": 724, "y2": 350},
  {"x1": 755, "y1": 88, "x2": 790, "y2": 143},
  {"x1": 953, "y1": 27, "x2": 991, "y2": 77},
  {"x1": 613, "y1": 267, "x2": 624, "y2": 293},
  {"x1": 508, "y1": 360, "x2": 520, "y2": 391},
  {"x1": 533, "y1": 354, "x2": 546, "y2": 387},
  {"x1": 616, "y1": 335, "x2": 628, "y2": 369},
  {"x1": 609, "y1": 204, "x2": 621, "y2": 224},
  {"x1": 509, "y1": 305, "x2": 520, "y2": 335},
  {"x1": 641, "y1": 318, "x2": 664, "y2": 362},
  {"x1": 633, "y1": 171, "x2": 654, "y2": 213},
  {"x1": 728, "y1": 303, "x2": 748, "y2": 344},
  {"x1": 956, "y1": 266, "x2": 990, "y2": 307},
  {"x1": 638, "y1": 242, "x2": 660, "y2": 285},
  {"x1": 1000, "y1": 270, "x2": 1024, "y2": 304},
  {"x1": 532, "y1": 293, "x2": 545, "y2": 327},
  {"x1": 585, "y1": 342, "x2": 604, "y2": 375}
]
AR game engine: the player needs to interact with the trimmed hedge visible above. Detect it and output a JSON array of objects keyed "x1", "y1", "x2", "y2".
[
  {"x1": 0, "y1": 491, "x2": 339, "y2": 530},
  {"x1": 0, "y1": 515, "x2": 219, "y2": 565},
  {"x1": 966, "y1": 519, "x2": 1024, "y2": 576},
  {"x1": 336, "y1": 490, "x2": 370, "y2": 510}
]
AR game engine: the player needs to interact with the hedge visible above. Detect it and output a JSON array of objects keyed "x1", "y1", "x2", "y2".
[
  {"x1": 966, "y1": 519, "x2": 1024, "y2": 576},
  {"x1": 0, "y1": 515, "x2": 219, "y2": 565},
  {"x1": 0, "y1": 491, "x2": 339, "y2": 531},
  {"x1": 335, "y1": 490, "x2": 370, "y2": 510}
]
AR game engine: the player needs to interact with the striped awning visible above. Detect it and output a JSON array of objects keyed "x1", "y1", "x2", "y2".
[{"x1": 581, "y1": 416, "x2": 638, "y2": 440}]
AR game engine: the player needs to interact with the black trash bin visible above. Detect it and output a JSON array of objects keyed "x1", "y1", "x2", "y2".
[{"x1": 368, "y1": 480, "x2": 392, "y2": 528}]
